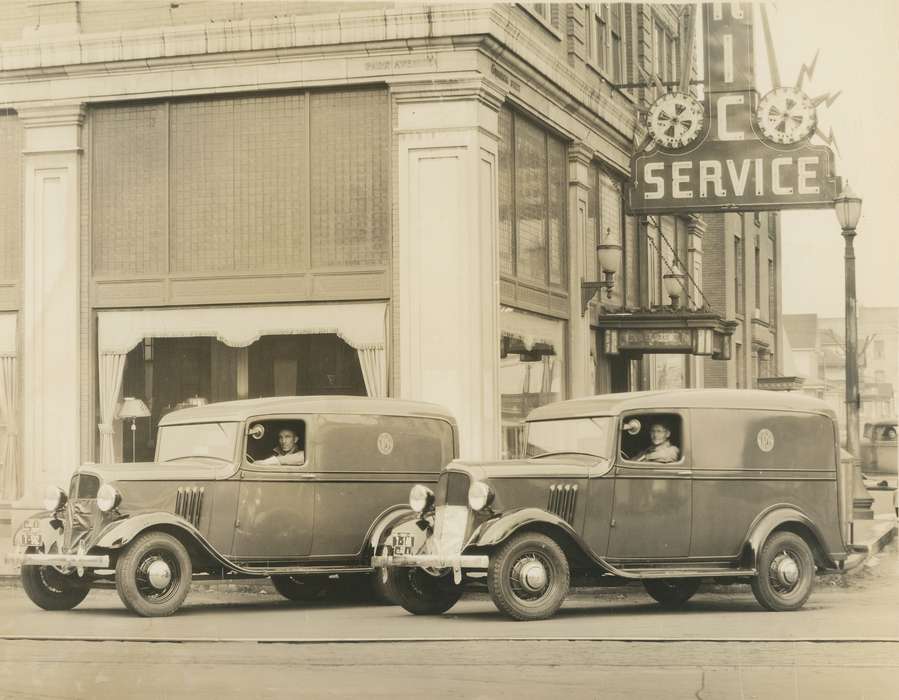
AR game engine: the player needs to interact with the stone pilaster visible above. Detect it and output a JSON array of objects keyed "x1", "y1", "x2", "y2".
[
  {"x1": 394, "y1": 80, "x2": 502, "y2": 460},
  {"x1": 17, "y1": 102, "x2": 84, "y2": 502},
  {"x1": 568, "y1": 142, "x2": 595, "y2": 398}
]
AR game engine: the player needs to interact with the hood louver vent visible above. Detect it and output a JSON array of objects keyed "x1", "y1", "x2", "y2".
[
  {"x1": 175, "y1": 486, "x2": 204, "y2": 528},
  {"x1": 547, "y1": 483, "x2": 578, "y2": 524}
]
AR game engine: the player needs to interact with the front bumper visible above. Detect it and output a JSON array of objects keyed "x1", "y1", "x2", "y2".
[
  {"x1": 372, "y1": 553, "x2": 488, "y2": 569},
  {"x1": 9, "y1": 551, "x2": 110, "y2": 569}
]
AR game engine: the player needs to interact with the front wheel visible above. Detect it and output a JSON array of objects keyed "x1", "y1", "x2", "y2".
[
  {"x1": 21, "y1": 563, "x2": 90, "y2": 611},
  {"x1": 643, "y1": 578, "x2": 701, "y2": 608},
  {"x1": 115, "y1": 531, "x2": 193, "y2": 617},
  {"x1": 750, "y1": 531, "x2": 815, "y2": 612},
  {"x1": 387, "y1": 568, "x2": 463, "y2": 615},
  {"x1": 487, "y1": 532, "x2": 570, "y2": 621}
]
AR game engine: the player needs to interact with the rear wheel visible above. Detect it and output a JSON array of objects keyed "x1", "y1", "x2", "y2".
[
  {"x1": 387, "y1": 568, "x2": 462, "y2": 615},
  {"x1": 487, "y1": 532, "x2": 570, "y2": 621},
  {"x1": 643, "y1": 579, "x2": 701, "y2": 608},
  {"x1": 271, "y1": 574, "x2": 330, "y2": 602},
  {"x1": 115, "y1": 531, "x2": 193, "y2": 617},
  {"x1": 750, "y1": 531, "x2": 815, "y2": 612},
  {"x1": 21, "y1": 563, "x2": 90, "y2": 611}
]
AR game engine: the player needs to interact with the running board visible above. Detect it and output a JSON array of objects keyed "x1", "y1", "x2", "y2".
[
  {"x1": 231, "y1": 564, "x2": 374, "y2": 576},
  {"x1": 599, "y1": 560, "x2": 756, "y2": 580}
]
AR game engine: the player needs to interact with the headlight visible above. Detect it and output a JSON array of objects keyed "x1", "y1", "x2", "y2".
[
  {"x1": 409, "y1": 484, "x2": 434, "y2": 514},
  {"x1": 468, "y1": 481, "x2": 494, "y2": 511},
  {"x1": 96, "y1": 483, "x2": 121, "y2": 512},
  {"x1": 43, "y1": 486, "x2": 67, "y2": 512}
]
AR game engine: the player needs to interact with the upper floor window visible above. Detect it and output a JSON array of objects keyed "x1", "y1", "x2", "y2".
[
  {"x1": 587, "y1": 4, "x2": 625, "y2": 83},
  {"x1": 734, "y1": 235, "x2": 744, "y2": 315},
  {"x1": 526, "y1": 3, "x2": 562, "y2": 36}
]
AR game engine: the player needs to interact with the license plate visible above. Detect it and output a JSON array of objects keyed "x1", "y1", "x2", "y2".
[
  {"x1": 17, "y1": 531, "x2": 43, "y2": 547},
  {"x1": 391, "y1": 532, "x2": 418, "y2": 557}
]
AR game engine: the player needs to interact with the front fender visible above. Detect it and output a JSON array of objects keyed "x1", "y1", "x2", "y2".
[
  {"x1": 743, "y1": 505, "x2": 832, "y2": 568},
  {"x1": 368, "y1": 506, "x2": 418, "y2": 552},
  {"x1": 95, "y1": 512, "x2": 205, "y2": 550},
  {"x1": 469, "y1": 507, "x2": 581, "y2": 549}
]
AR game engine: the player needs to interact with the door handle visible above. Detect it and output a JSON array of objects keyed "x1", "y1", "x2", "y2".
[{"x1": 677, "y1": 470, "x2": 691, "y2": 476}]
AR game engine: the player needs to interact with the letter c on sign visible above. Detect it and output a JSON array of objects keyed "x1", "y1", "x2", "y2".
[
  {"x1": 644, "y1": 162, "x2": 665, "y2": 200},
  {"x1": 771, "y1": 157, "x2": 793, "y2": 196},
  {"x1": 717, "y1": 95, "x2": 745, "y2": 141}
]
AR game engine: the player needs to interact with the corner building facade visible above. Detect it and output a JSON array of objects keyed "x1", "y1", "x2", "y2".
[{"x1": 0, "y1": 2, "x2": 783, "y2": 542}]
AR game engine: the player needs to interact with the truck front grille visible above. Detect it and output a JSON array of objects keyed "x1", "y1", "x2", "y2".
[
  {"x1": 547, "y1": 483, "x2": 578, "y2": 524},
  {"x1": 175, "y1": 486, "x2": 204, "y2": 528},
  {"x1": 434, "y1": 471, "x2": 470, "y2": 507}
]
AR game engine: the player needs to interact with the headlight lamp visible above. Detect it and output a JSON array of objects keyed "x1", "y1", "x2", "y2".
[
  {"x1": 96, "y1": 483, "x2": 121, "y2": 512},
  {"x1": 467, "y1": 481, "x2": 494, "y2": 511},
  {"x1": 43, "y1": 485, "x2": 67, "y2": 512},
  {"x1": 409, "y1": 484, "x2": 435, "y2": 514}
]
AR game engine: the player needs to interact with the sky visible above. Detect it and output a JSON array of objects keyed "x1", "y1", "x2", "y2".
[{"x1": 760, "y1": 0, "x2": 899, "y2": 317}]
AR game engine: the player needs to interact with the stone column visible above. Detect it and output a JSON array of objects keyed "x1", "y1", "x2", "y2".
[
  {"x1": 687, "y1": 215, "x2": 706, "y2": 388},
  {"x1": 17, "y1": 102, "x2": 84, "y2": 502},
  {"x1": 568, "y1": 142, "x2": 594, "y2": 398},
  {"x1": 395, "y1": 81, "x2": 502, "y2": 461}
]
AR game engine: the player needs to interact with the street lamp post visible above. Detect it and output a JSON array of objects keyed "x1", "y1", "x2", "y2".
[{"x1": 833, "y1": 184, "x2": 873, "y2": 519}]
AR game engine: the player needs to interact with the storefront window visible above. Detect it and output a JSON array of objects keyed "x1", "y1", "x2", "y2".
[
  {"x1": 649, "y1": 354, "x2": 687, "y2": 390},
  {"x1": 499, "y1": 308, "x2": 566, "y2": 459},
  {"x1": 121, "y1": 334, "x2": 365, "y2": 461}
]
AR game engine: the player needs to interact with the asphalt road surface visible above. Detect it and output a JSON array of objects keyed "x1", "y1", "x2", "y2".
[{"x1": 0, "y1": 542, "x2": 897, "y2": 699}]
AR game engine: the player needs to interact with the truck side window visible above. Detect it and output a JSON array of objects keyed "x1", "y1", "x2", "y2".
[
  {"x1": 621, "y1": 413, "x2": 683, "y2": 464},
  {"x1": 246, "y1": 419, "x2": 306, "y2": 467}
]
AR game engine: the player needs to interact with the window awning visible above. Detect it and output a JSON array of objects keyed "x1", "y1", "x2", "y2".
[
  {"x1": 0, "y1": 313, "x2": 15, "y2": 357},
  {"x1": 97, "y1": 302, "x2": 388, "y2": 355},
  {"x1": 499, "y1": 306, "x2": 564, "y2": 350}
]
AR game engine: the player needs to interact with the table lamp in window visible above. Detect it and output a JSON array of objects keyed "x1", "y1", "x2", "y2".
[{"x1": 118, "y1": 397, "x2": 151, "y2": 463}]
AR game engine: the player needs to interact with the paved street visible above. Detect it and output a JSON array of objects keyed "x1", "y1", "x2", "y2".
[{"x1": 0, "y1": 542, "x2": 896, "y2": 699}]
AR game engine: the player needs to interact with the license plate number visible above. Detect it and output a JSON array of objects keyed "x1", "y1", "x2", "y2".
[
  {"x1": 17, "y1": 531, "x2": 42, "y2": 547},
  {"x1": 391, "y1": 533, "x2": 418, "y2": 557}
]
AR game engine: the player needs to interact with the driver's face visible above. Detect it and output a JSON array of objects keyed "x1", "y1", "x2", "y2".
[
  {"x1": 649, "y1": 425, "x2": 670, "y2": 445},
  {"x1": 278, "y1": 430, "x2": 299, "y2": 452}
]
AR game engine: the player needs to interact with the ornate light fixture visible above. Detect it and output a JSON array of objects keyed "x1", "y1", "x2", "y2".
[
  {"x1": 118, "y1": 397, "x2": 151, "y2": 463},
  {"x1": 581, "y1": 233, "x2": 622, "y2": 315},
  {"x1": 663, "y1": 265, "x2": 687, "y2": 308}
]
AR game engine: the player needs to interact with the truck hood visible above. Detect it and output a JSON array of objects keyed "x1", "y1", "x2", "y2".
[
  {"x1": 76, "y1": 460, "x2": 224, "y2": 483},
  {"x1": 447, "y1": 455, "x2": 608, "y2": 481}
]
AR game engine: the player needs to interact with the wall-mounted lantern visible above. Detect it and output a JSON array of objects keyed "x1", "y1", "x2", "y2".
[
  {"x1": 581, "y1": 234, "x2": 622, "y2": 315},
  {"x1": 663, "y1": 266, "x2": 687, "y2": 308}
]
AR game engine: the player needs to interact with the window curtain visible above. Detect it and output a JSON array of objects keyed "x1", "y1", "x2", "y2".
[
  {"x1": 0, "y1": 313, "x2": 18, "y2": 499},
  {"x1": 96, "y1": 303, "x2": 389, "y2": 456},
  {"x1": 98, "y1": 352, "x2": 127, "y2": 464}
]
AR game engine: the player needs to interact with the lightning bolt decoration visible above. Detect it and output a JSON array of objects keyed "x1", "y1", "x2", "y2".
[
  {"x1": 815, "y1": 127, "x2": 840, "y2": 155},
  {"x1": 812, "y1": 91, "x2": 843, "y2": 109},
  {"x1": 795, "y1": 50, "x2": 820, "y2": 91}
]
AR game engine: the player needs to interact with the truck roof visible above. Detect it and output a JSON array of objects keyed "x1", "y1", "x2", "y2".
[
  {"x1": 527, "y1": 389, "x2": 838, "y2": 421},
  {"x1": 158, "y1": 396, "x2": 457, "y2": 426}
]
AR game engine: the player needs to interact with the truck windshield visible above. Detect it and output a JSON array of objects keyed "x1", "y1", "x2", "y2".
[
  {"x1": 525, "y1": 417, "x2": 613, "y2": 459},
  {"x1": 156, "y1": 422, "x2": 239, "y2": 463}
]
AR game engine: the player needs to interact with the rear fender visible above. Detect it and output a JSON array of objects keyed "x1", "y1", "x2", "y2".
[
  {"x1": 368, "y1": 506, "x2": 419, "y2": 552},
  {"x1": 743, "y1": 506, "x2": 832, "y2": 568}
]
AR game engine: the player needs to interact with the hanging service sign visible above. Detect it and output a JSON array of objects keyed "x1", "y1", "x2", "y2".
[{"x1": 626, "y1": 3, "x2": 839, "y2": 215}]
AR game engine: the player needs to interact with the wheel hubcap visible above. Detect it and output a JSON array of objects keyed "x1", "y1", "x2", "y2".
[
  {"x1": 147, "y1": 559, "x2": 173, "y2": 590},
  {"x1": 519, "y1": 560, "x2": 548, "y2": 592},
  {"x1": 770, "y1": 551, "x2": 800, "y2": 592}
]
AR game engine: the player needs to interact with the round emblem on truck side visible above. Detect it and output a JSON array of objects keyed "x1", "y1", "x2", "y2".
[
  {"x1": 377, "y1": 432, "x2": 394, "y2": 455},
  {"x1": 756, "y1": 428, "x2": 775, "y2": 453}
]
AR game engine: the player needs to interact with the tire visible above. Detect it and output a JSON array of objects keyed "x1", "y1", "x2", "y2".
[
  {"x1": 115, "y1": 531, "x2": 193, "y2": 617},
  {"x1": 750, "y1": 531, "x2": 815, "y2": 612},
  {"x1": 387, "y1": 567, "x2": 463, "y2": 615},
  {"x1": 21, "y1": 564, "x2": 90, "y2": 611},
  {"x1": 487, "y1": 532, "x2": 570, "y2": 621},
  {"x1": 643, "y1": 578, "x2": 701, "y2": 608},
  {"x1": 370, "y1": 570, "x2": 396, "y2": 605},
  {"x1": 271, "y1": 574, "x2": 330, "y2": 602}
]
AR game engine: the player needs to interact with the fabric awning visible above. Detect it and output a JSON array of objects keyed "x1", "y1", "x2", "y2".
[
  {"x1": 97, "y1": 302, "x2": 388, "y2": 354},
  {"x1": 499, "y1": 307, "x2": 564, "y2": 351},
  {"x1": 0, "y1": 313, "x2": 15, "y2": 357}
]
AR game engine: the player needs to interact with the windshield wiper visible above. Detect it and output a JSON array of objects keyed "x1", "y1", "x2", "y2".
[{"x1": 530, "y1": 450, "x2": 604, "y2": 460}]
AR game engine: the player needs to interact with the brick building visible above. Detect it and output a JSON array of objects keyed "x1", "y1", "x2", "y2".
[{"x1": 0, "y1": 2, "x2": 784, "y2": 549}]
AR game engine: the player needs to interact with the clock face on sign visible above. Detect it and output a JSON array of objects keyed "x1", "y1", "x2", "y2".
[
  {"x1": 647, "y1": 93, "x2": 705, "y2": 149},
  {"x1": 756, "y1": 87, "x2": 817, "y2": 145}
]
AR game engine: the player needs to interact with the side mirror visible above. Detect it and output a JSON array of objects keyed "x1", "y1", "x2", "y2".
[
  {"x1": 247, "y1": 424, "x2": 265, "y2": 440},
  {"x1": 623, "y1": 418, "x2": 641, "y2": 436}
]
